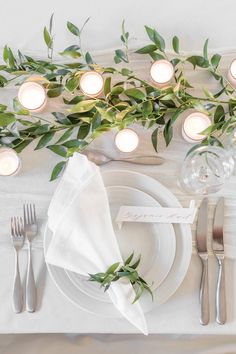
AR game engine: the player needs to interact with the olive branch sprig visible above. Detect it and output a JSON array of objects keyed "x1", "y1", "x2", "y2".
[{"x1": 89, "y1": 252, "x2": 153, "y2": 303}]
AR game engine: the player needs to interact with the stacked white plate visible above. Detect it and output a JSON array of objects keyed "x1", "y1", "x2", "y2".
[{"x1": 44, "y1": 170, "x2": 192, "y2": 317}]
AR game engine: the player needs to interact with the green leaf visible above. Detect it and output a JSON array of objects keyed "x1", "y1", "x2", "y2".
[
  {"x1": 13, "y1": 98, "x2": 29, "y2": 115},
  {"x1": 65, "y1": 77, "x2": 80, "y2": 92},
  {"x1": 130, "y1": 257, "x2": 141, "y2": 270},
  {"x1": 151, "y1": 127, "x2": 159, "y2": 152},
  {"x1": 43, "y1": 27, "x2": 53, "y2": 49},
  {"x1": 106, "y1": 262, "x2": 120, "y2": 274},
  {"x1": 142, "y1": 101, "x2": 153, "y2": 118},
  {"x1": 67, "y1": 21, "x2": 80, "y2": 36},
  {"x1": 172, "y1": 36, "x2": 179, "y2": 54},
  {"x1": 47, "y1": 145, "x2": 68, "y2": 157},
  {"x1": 49, "y1": 13, "x2": 54, "y2": 33},
  {"x1": 14, "y1": 139, "x2": 33, "y2": 153},
  {"x1": 0, "y1": 104, "x2": 7, "y2": 112},
  {"x1": 124, "y1": 88, "x2": 146, "y2": 100},
  {"x1": 104, "y1": 77, "x2": 111, "y2": 96},
  {"x1": 149, "y1": 52, "x2": 165, "y2": 61},
  {"x1": 56, "y1": 127, "x2": 74, "y2": 144},
  {"x1": 60, "y1": 50, "x2": 81, "y2": 58},
  {"x1": 50, "y1": 161, "x2": 67, "y2": 181},
  {"x1": 214, "y1": 105, "x2": 225, "y2": 123},
  {"x1": 63, "y1": 139, "x2": 86, "y2": 148},
  {"x1": 47, "y1": 86, "x2": 63, "y2": 98},
  {"x1": 114, "y1": 49, "x2": 128, "y2": 63},
  {"x1": 0, "y1": 113, "x2": 15, "y2": 127},
  {"x1": 0, "y1": 74, "x2": 7, "y2": 87},
  {"x1": 124, "y1": 252, "x2": 134, "y2": 265},
  {"x1": 77, "y1": 123, "x2": 90, "y2": 139},
  {"x1": 211, "y1": 54, "x2": 221, "y2": 69},
  {"x1": 135, "y1": 44, "x2": 157, "y2": 54},
  {"x1": 3, "y1": 45, "x2": 8, "y2": 63},
  {"x1": 85, "y1": 52, "x2": 93, "y2": 65},
  {"x1": 52, "y1": 112, "x2": 71, "y2": 125},
  {"x1": 71, "y1": 100, "x2": 97, "y2": 113},
  {"x1": 144, "y1": 26, "x2": 165, "y2": 51},
  {"x1": 203, "y1": 39, "x2": 209, "y2": 60},
  {"x1": 35, "y1": 132, "x2": 55, "y2": 150},
  {"x1": 34, "y1": 124, "x2": 50, "y2": 135},
  {"x1": 110, "y1": 86, "x2": 124, "y2": 96},
  {"x1": 187, "y1": 56, "x2": 209, "y2": 68},
  {"x1": 132, "y1": 283, "x2": 144, "y2": 303},
  {"x1": 163, "y1": 119, "x2": 173, "y2": 146}
]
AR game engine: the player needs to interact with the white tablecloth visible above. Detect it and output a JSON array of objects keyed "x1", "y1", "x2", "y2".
[
  {"x1": 0, "y1": 53, "x2": 236, "y2": 340},
  {"x1": 0, "y1": 122, "x2": 236, "y2": 335}
]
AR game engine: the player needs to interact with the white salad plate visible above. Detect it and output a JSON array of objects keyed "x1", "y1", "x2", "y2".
[
  {"x1": 64, "y1": 185, "x2": 176, "y2": 303},
  {"x1": 44, "y1": 170, "x2": 192, "y2": 317}
]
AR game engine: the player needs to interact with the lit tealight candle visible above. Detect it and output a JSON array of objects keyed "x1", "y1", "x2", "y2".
[
  {"x1": 150, "y1": 60, "x2": 174, "y2": 85},
  {"x1": 182, "y1": 112, "x2": 212, "y2": 143},
  {"x1": 0, "y1": 148, "x2": 21, "y2": 176},
  {"x1": 228, "y1": 59, "x2": 236, "y2": 85},
  {"x1": 18, "y1": 81, "x2": 47, "y2": 111},
  {"x1": 115, "y1": 128, "x2": 139, "y2": 153},
  {"x1": 80, "y1": 71, "x2": 104, "y2": 97}
]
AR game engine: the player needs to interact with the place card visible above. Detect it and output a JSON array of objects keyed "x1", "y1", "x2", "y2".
[{"x1": 116, "y1": 201, "x2": 196, "y2": 229}]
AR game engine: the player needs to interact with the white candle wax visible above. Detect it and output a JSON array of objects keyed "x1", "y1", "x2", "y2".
[
  {"x1": 115, "y1": 129, "x2": 139, "y2": 153},
  {"x1": 182, "y1": 112, "x2": 211, "y2": 143},
  {"x1": 228, "y1": 59, "x2": 236, "y2": 84},
  {"x1": 18, "y1": 82, "x2": 47, "y2": 111},
  {"x1": 80, "y1": 71, "x2": 104, "y2": 96},
  {"x1": 0, "y1": 148, "x2": 20, "y2": 176},
  {"x1": 150, "y1": 60, "x2": 174, "y2": 85}
]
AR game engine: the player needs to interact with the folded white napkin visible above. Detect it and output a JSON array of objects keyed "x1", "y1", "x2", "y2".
[{"x1": 46, "y1": 153, "x2": 148, "y2": 335}]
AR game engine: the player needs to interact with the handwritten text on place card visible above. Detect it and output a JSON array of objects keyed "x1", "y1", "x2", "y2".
[{"x1": 116, "y1": 201, "x2": 197, "y2": 229}]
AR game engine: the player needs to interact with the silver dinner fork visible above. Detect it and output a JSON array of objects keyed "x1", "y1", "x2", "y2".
[
  {"x1": 11, "y1": 216, "x2": 24, "y2": 313},
  {"x1": 23, "y1": 204, "x2": 37, "y2": 312}
]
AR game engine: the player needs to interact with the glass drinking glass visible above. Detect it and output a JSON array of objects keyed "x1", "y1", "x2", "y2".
[
  {"x1": 226, "y1": 128, "x2": 236, "y2": 175},
  {"x1": 179, "y1": 145, "x2": 235, "y2": 194}
]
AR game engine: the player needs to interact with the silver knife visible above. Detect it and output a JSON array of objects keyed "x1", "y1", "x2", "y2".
[
  {"x1": 213, "y1": 197, "x2": 226, "y2": 325},
  {"x1": 196, "y1": 197, "x2": 210, "y2": 325}
]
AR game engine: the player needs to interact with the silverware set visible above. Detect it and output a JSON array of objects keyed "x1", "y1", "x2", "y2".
[
  {"x1": 11, "y1": 204, "x2": 37, "y2": 313},
  {"x1": 196, "y1": 197, "x2": 226, "y2": 325}
]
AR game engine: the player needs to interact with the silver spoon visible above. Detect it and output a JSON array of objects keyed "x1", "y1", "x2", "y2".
[{"x1": 82, "y1": 150, "x2": 164, "y2": 165}]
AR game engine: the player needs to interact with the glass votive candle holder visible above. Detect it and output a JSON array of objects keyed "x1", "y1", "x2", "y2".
[{"x1": 0, "y1": 147, "x2": 21, "y2": 176}]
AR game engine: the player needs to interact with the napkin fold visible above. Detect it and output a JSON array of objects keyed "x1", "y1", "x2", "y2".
[{"x1": 46, "y1": 153, "x2": 148, "y2": 335}]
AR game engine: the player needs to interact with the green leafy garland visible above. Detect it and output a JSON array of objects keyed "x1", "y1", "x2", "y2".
[{"x1": 0, "y1": 14, "x2": 235, "y2": 180}]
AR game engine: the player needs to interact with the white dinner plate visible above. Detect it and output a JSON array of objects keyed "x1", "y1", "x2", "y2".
[
  {"x1": 44, "y1": 170, "x2": 192, "y2": 317},
  {"x1": 65, "y1": 185, "x2": 176, "y2": 303}
]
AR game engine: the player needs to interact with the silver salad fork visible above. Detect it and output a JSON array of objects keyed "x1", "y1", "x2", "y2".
[
  {"x1": 11, "y1": 216, "x2": 24, "y2": 313},
  {"x1": 23, "y1": 204, "x2": 37, "y2": 312}
]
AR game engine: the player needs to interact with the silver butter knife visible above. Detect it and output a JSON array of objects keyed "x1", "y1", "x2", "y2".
[
  {"x1": 196, "y1": 198, "x2": 210, "y2": 325},
  {"x1": 213, "y1": 197, "x2": 226, "y2": 325}
]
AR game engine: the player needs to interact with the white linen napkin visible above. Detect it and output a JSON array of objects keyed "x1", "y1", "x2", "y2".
[{"x1": 46, "y1": 153, "x2": 148, "y2": 335}]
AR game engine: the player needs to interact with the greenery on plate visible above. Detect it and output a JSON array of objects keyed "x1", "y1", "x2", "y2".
[
  {"x1": 0, "y1": 14, "x2": 236, "y2": 180},
  {"x1": 89, "y1": 252, "x2": 153, "y2": 303}
]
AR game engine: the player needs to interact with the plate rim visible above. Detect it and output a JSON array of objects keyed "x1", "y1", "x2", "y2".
[
  {"x1": 64, "y1": 184, "x2": 176, "y2": 302},
  {"x1": 44, "y1": 169, "x2": 192, "y2": 317}
]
